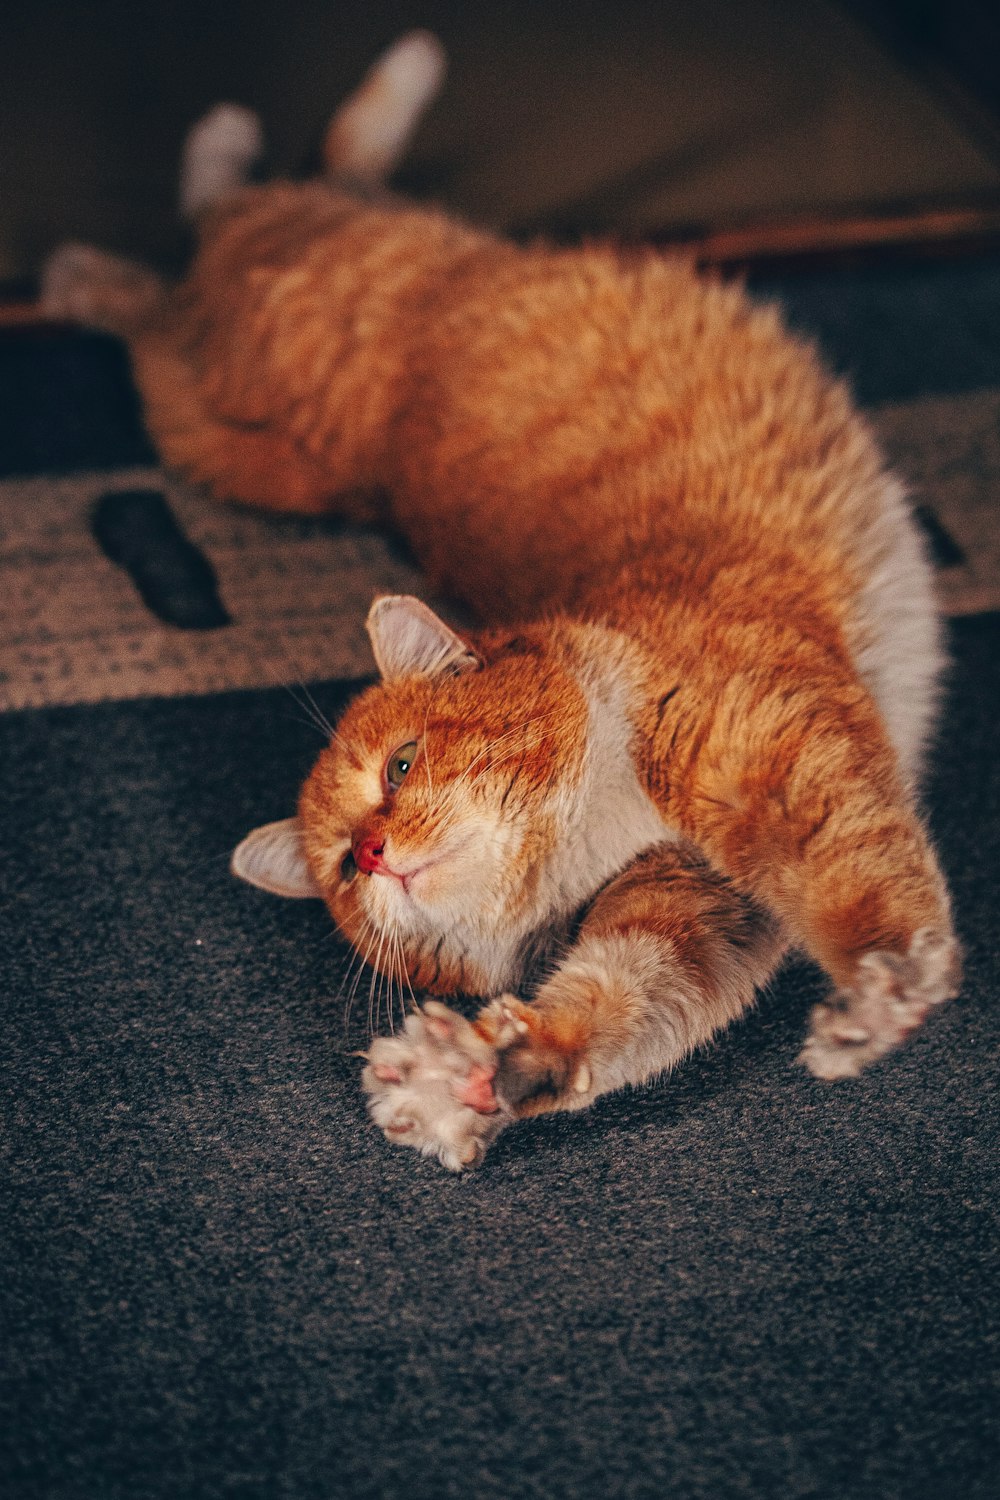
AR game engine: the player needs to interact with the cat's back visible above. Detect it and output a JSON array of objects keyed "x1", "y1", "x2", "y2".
[
  {"x1": 179, "y1": 182, "x2": 900, "y2": 612},
  {"x1": 181, "y1": 182, "x2": 872, "y2": 551}
]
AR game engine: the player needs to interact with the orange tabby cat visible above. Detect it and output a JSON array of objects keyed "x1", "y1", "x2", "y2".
[{"x1": 44, "y1": 32, "x2": 960, "y2": 1170}]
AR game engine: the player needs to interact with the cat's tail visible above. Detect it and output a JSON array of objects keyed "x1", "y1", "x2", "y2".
[
  {"x1": 41, "y1": 242, "x2": 166, "y2": 335},
  {"x1": 322, "y1": 30, "x2": 446, "y2": 184}
]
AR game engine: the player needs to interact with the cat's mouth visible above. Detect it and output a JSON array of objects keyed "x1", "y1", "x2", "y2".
[
  {"x1": 356, "y1": 826, "x2": 484, "y2": 910},
  {"x1": 382, "y1": 857, "x2": 439, "y2": 894},
  {"x1": 355, "y1": 848, "x2": 444, "y2": 899}
]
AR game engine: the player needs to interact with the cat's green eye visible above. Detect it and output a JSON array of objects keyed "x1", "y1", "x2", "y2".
[{"x1": 385, "y1": 740, "x2": 418, "y2": 791}]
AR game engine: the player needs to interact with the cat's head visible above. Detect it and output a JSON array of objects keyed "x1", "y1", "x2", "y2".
[{"x1": 231, "y1": 595, "x2": 589, "y2": 995}]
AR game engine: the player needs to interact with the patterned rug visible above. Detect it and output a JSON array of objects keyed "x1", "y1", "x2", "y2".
[{"x1": 3, "y1": 297, "x2": 1000, "y2": 712}]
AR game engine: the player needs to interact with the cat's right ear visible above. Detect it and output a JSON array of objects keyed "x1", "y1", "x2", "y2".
[
  {"x1": 230, "y1": 818, "x2": 322, "y2": 898},
  {"x1": 366, "y1": 595, "x2": 481, "y2": 681}
]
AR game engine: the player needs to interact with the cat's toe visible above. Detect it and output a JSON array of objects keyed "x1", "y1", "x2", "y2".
[
  {"x1": 362, "y1": 1005, "x2": 507, "y2": 1171},
  {"x1": 799, "y1": 926, "x2": 960, "y2": 1080},
  {"x1": 798, "y1": 1004, "x2": 881, "y2": 1080}
]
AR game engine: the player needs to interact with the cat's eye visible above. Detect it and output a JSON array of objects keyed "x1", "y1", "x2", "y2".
[
  {"x1": 340, "y1": 850, "x2": 357, "y2": 882},
  {"x1": 385, "y1": 740, "x2": 418, "y2": 791}
]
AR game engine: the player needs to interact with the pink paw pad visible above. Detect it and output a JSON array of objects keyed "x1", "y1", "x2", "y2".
[{"x1": 456, "y1": 1063, "x2": 499, "y2": 1114}]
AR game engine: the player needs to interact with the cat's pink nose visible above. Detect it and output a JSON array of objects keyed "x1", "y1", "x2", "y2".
[{"x1": 353, "y1": 832, "x2": 387, "y2": 875}]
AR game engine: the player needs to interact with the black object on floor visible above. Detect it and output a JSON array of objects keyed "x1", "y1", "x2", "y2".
[
  {"x1": 912, "y1": 502, "x2": 967, "y2": 568},
  {"x1": 91, "y1": 488, "x2": 231, "y2": 629},
  {"x1": 3, "y1": 616, "x2": 998, "y2": 1500}
]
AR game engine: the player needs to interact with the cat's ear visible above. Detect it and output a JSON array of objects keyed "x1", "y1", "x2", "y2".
[
  {"x1": 366, "y1": 595, "x2": 481, "y2": 681},
  {"x1": 230, "y1": 817, "x2": 322, "y2": 898}
]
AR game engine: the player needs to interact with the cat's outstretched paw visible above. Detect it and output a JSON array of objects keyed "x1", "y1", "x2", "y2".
[
  {"x1": 362, "y1": 1001, "x2": 510, "y2": 1171},
  {"x1": 799, "y1": 926, "x2": 960, "y2": 1080}
]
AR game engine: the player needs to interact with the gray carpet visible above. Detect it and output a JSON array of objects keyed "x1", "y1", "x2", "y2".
[{"x1": 4, "y1": 612, "x2": 999, "y2": 1500}]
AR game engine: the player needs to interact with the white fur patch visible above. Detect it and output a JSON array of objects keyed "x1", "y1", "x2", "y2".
[
  {"x1": 548, "y1": 628, "x2": 671, "y2": 907},
  {"x1": 846, "y1": 475, "x2": 945, "y2": 788}
]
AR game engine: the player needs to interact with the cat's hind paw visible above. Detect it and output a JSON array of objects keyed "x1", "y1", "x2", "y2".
[
  {"x1": 799, "y1": 926, "x2": 960, "y2": 1080},
  {"x1": 40, "y1": 243, "x2": 164, "y2": 333},
  {"x1": 362, "y1": 1001, "x2": 509, "y2": 1171}
]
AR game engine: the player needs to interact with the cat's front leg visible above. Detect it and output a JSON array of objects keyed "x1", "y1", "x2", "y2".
[
  {"x1": 364, "y1": 840, "x2": 785, "y2": 1169},
  {"x1": 652, "y1": 658, "x2": 962, "y2": 1082},
  {"x1": 798, "y1": 926, "x2": 960, "y2": 1080}
]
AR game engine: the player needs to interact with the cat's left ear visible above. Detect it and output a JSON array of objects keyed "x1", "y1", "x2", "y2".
[
  {"x1": 366, "y1": 595, "x2": 482, "y2": 681},
  {"x1": 230, "y1": 817, "x2": 322, "y2": 898}
]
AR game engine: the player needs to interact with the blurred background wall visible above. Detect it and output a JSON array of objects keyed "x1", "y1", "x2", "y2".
[{"x1": 2, "y1": 0, "x2": 999, "y2": 280}]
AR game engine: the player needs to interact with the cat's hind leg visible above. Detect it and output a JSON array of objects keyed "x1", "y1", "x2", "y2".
[
  {"x1": 125, "y1": 330, "x2": 372, "y2": 516},
  {"x1": 41, "y1": 243, "x2": 166, "y2": 335},
  {"x1": 363, "y1": 841, "x2": 787, "y2": 1170},
  {"x1": 41, "y1": 248, "x2": 373, "y2": 516},
  {"x1": 322, "y1": 30, "x2": 446, "y2": 185},
  {"x1": 179, "y1": 102, "x2": 263, "y2": 221}
]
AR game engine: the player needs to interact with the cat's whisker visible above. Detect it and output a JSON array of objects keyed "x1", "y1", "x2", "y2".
[
  {"x1": 367, "y1": 922, "x2": 392, "y2": 1039},
  {"x1": 344, "y1": 911, "x2": 382, "y2": 1033},
  {"x1": 273, "y1": 639, "x2": 353, "y2": 752},
  {"x1": 377, "y1": 928, "x2": 396, "y2": 1035},
  {"x1": 297, "y1": 681, "x2": 336, "y2": 740},
  {"x1": 391, "y1": 932, "x2": 405, "y2": 1032},
  {"x1": 365, "y1": 923, "x2": 383, "y2": 1038},
  {"x1": 280, "y1": 681, "x2": 331, "y2": 741},
  {"x1": 392, "y1": 926, "x2": 415, "y2": 1027},
  {"x1": 421, "y1": 696, "x2": 435, "y2": 799},
  {"x1": 340, "y1": 911, "x2": 378, "y2": 1031},
  {"x1": 383, "y1": 927, "x2": 398, "y2": 1034},
  {"x1": 398, "y1": 929, "x2": 419, "y2": 1013}
]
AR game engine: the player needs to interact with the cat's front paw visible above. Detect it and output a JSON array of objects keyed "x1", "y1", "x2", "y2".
[
  {"x1": 799, "y1": 926, "x2": 960, "y2": 1080},
  {"x1": 362, "y1": 1001, "x2": 510, "y2": 1171}
]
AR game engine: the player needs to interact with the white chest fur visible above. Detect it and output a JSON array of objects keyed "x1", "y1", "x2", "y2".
[{"x1": 543, "y1": 629, "x2": 672, "y2": 912}]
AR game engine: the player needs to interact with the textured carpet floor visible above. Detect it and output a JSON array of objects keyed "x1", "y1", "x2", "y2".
[
  {"x1": 3, "y1": 255, "x2": 1000, "y2": 1498},
  {"x1": 3, "y1": 616, "x2": 999, "y2": 1500}
]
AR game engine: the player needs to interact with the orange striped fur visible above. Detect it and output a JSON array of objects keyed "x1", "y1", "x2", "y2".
[{"x1": 43, "y1": 36, "x2": 959, "y2": 1170}]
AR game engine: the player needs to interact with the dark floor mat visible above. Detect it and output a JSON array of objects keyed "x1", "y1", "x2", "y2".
[
  {"x1": 754, "y1": 254, "x2": 1000, "y2": 405},
  {"x1": 3, "y1": 616, "x2": 998, "y2": 1500},
  {"x1": 0, "y1": 327, "x2": 155, "y2": 478}
]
